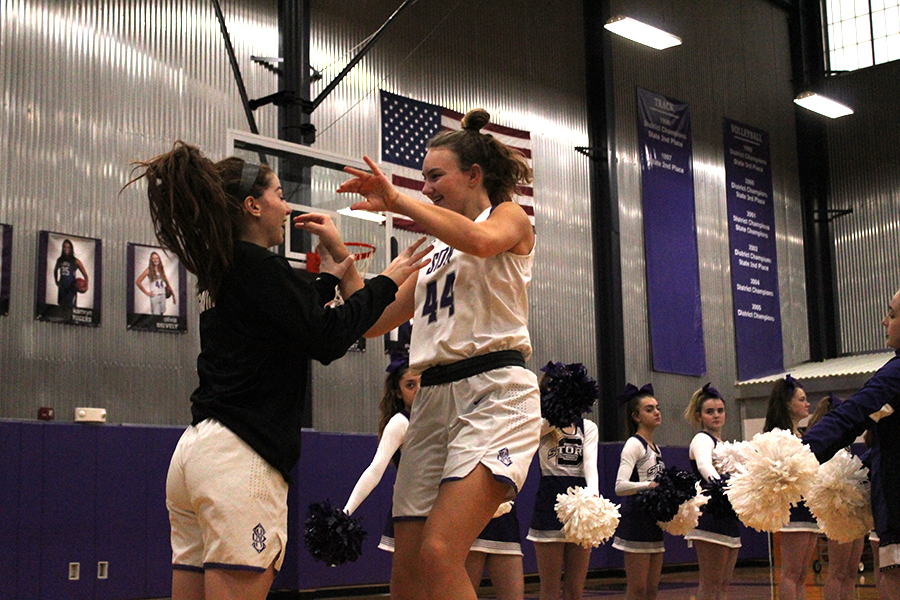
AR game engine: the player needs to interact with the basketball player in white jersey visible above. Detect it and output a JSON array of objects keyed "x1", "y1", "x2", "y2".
[{"x1": 336, "y1": 108, "x2": 541, "y2": 600}]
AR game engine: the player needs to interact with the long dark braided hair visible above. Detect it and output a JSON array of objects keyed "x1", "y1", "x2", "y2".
[{"x1": 125, "y1": 141, "x2": 271, "y2": 301}]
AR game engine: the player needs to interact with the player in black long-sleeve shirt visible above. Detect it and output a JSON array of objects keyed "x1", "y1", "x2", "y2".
[{"x1": 127, "y1": 141, "x2": 431, "y2": 600}]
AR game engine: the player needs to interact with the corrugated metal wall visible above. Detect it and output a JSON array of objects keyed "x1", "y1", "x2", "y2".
[
  {"x1": 0, "y1": 0, "x2": 279, "y2": 423},
  {"x1": 303, "y1": 0, "x2": 596, "y2": 434},
  {"x1": 0, "y1": 0, "x2": 831, "y2": 447},
  {"x1": 607, "y1": 0, "x2": 807, "y2": 445},
  {"x1": 822, "y1": 60, "x2": 900, "y2": 354},
  {"x1": 0, "y1": 0, "x2": 598, "y2": 435}
]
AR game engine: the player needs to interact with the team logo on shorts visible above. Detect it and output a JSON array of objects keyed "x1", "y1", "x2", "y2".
[
  {"x1": 498, "y1": 448, "x2": 512, "y2": 466},
  {"x1": 252, "y1": 523, "x2": 267, "y2": 553}
]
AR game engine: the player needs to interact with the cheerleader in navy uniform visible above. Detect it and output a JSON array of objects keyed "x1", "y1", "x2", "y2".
[
  {"x1": 683, "y1": 384, "x2": 740, "y2": 600},
  {"x1": 526, "y1": 361, "x2": 601, "y2": 600},
  {"x1": 466, "y1": 502, "x2": 526, "y2": 600},
  {"x1": 612, "y1": 384, "x2": 664, "y2": 600},
  {"x1": 804, "y1": 394, "x2": 864, "y2": 600},
  {"x1": 343, "y1": 352, "x2": 420, "y2": 551},
  {"x1": 764, "y1": 375, "x2": 817, "y2": 600},
  {"x1": 527, "y1": 417, "x2": 599, "y2": 600}
]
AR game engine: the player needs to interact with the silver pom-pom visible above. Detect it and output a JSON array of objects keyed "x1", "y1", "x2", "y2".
[
  {"x1": 555, "y1": 486, "x2": 620, "y2": 548},
  {"x1": 658, "y1": 481, "x2": 709, "y2": 536},
  {"x1": 805, "y1": 449, "x2": 873, "y2": 543},
  {"x1": 712, "y1": 440, "x2": 752, "y2": 475},
  {"x1": 725, "y1": 429, "x2": 819, "y2": 532}
]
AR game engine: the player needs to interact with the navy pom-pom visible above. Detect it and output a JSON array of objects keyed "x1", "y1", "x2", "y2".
[
  {"x1": 635, "y1": 466, "x2": 699, "y2": 522},
  {"x1": 303, "y1": 500, "x2": 367, "y2": 566},
  {"x1": 702, "y1": 475, "x2": 738, "y2": 520},
  {"x1": 540, "y1": 361, "x2": 599, "y2": 429}
]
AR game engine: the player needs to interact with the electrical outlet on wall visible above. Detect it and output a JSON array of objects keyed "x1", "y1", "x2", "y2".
[{"x1": 68, "y1": 562, "x2": 80, "y2": 580}]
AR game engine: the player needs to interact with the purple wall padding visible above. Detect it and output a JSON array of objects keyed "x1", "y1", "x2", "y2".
[
  {"x1": 95, "y1": 427, "x2": 147, "y2": 599},
  {"x1": 41, "y1": 425, "x2": 97, "y2": 600},
  {"x1": 0, "y1": 422, "x2": 770, "y2": 599},
  {"x1": 144, "y1": 427, "x2": 183, "y2": 599},
  {"x1": 0, "y1": 422, "x2": 22, "y2": 600}
]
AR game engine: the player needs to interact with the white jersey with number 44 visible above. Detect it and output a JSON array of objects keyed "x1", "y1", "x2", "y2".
[{"x1": 409, "y1": 207, "x2": 534, "y2": 373}]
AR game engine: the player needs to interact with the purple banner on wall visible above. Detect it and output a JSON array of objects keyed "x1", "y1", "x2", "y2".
[
  {"x1": 637, "y1": 87, "x2": 706, "y2": 376},
  {"x1": 723, "y1": 118, "x2": 783, "y2": 380}
]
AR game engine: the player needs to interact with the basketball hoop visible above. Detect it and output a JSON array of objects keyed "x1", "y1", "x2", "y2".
[
  {"x1": 346, "y1": 242, "x2": 376, "y2": 279},
  {"x1": 305, "y1": 242, "x2": 376, "y2": 279}
]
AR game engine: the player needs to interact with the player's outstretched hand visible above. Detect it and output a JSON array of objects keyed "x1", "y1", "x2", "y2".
[
  {"x1": 381, "y1": 237, "x2": 433, "y2": 287},
  {"x1": 337, "y1": 156, "x2": 401, "y2": 214},
  {"x1": 293, "y1": 212, "x2": 349, "y2": 259},
  {"x1": 316, "y1": 242, "x2": 355, "y2": 281}
]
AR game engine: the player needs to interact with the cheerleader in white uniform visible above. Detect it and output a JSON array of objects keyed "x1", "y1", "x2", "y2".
[
  {"x1": 343, "y1": 352, "x2": 419, "y2": 551},
  {"x1": 612, "y1": 384, "x2": 665, "y2": 600},
  {"x1": 764, "y1": 376, "x2": 818, "y2": 600},
  {"x1": 527, "y1": 416, "x2": 599, "y2": 600},
  {"x1": 683, "y1": 384, "x2": 740, "y2": 600},
  {"x1": 466, "y1": 502, "x2": 526, "y2": 600},
  {"x1": 525, "y1": 361, "x2": 601, "y2": 600},
  {"x1": 338, "y1": 108, "x2": 542, "y2": 600},
  {"x1": 804, "y1": 394, "x2": 865, "y2": 600}
]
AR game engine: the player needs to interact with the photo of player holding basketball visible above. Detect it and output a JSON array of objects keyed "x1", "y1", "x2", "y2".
[
  {"x1": 35, "y1": 231, "x2": 101, "y2": 326},
  {"x1": 53, "y1": 238, "x2": 89, "y2": 308}
]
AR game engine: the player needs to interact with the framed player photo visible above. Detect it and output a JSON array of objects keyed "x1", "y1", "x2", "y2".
[
  {"x1": 126, "y1": 243, "x2": 187, "y2": 333},
  {"x1": 0, "y1": 223, "x2": 12, "y2": 316},
  {"x1": 35, "y1": 231, "x2": 102, "y2": 326}
]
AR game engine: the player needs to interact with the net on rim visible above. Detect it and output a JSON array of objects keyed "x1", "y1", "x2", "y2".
[{"x1": 307, "y1": 242, "x2": 376, "y2": 308}]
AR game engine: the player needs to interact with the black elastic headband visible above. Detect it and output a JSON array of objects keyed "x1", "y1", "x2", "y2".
[{"x1": 238, "y1": 161, "x2": 261, "y2": 199}]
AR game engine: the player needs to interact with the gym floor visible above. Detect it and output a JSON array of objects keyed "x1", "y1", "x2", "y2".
[{"x1": 258, "y1": 560, "x2": 882, "y2": 599}]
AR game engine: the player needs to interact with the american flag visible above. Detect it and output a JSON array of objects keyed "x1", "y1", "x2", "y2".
[{"x1": 380, "y1": 90, "x2": 534, "y2": 232}]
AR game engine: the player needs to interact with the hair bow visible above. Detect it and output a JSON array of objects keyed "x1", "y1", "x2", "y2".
[
  {"x1": 785, "y1": 374, "x2": 803, "y2": 391},
  {"x1": 385, "y1": 351, "x2": 409, "y2": 374},
  {"x1": 618, "y1": 382, "x2": 654, "y2": 405},
  {"x1": 702, "y1": 382, "x2": 722, "y2": 399}
]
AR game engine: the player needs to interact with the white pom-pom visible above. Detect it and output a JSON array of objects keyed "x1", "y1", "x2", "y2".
[
  {"x1": 658, "y1": 482, "x2": 709, "y2": 536},
  {"x1": 712, "y1": 440, "x2": 753, "y2": 475},
  {"x1": 555, "y1": 487, "x2": 620, "y2": 548},
  {"x1": 493, "y1": 500, "x2": 513, "y2": 518},
  {"x1": 725, "y1": 429, "x2": 819, "y2": 532},
  {"x1": 805, "y1": 449, "x2": 873, "y2": 543}
]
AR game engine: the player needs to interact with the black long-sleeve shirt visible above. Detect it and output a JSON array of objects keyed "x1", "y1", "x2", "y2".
[{"x1": 190, "y1": 241, "x2": 398, "y2": 481}]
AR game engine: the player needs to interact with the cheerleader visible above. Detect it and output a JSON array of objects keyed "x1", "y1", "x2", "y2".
[
  {"x1": 683, "y1": 384, "x2": 740, "y2": 600},
  {"x1": 764, "y1": 376, "x2": 817, "y2": 600},
  {"x1": 805, "y1": 395, "x2": 864, "y2": 600},
  {"x1": 344, "y1": 352, "x2": 420, "y2": 551},
  {"x1": 466, "y1": 503, "x2": 525, "y2": 600},
  {"x1": 527, "y1": 362, "x2": 601, "y2": 600},
  {"x1": 612, "y1": 384, "x2": 665, "y2": 600}
]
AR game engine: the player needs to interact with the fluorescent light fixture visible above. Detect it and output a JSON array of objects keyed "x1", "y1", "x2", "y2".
[
  {"x1": 337, "y1": 207, "x2": 387, "y2": 224},
  {"x1": 793, "y1": 92, "x2": 854, "y2": 118},
  {"x1": 604, "y1": 16, "x2": 682, "y2": 50}
]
